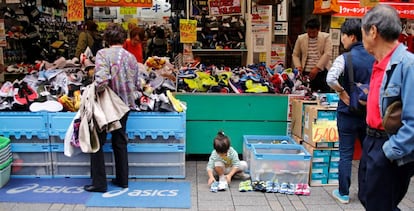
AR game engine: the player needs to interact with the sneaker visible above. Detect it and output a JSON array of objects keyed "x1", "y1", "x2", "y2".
[
  {"x1": 218, "y1": 181, "x2": 228, "y2": 191},
  {"x1": 210, "y1": 181, "x2": 219, "y2": 193},
  {"x1": 302, "y1": 184, "x2": 311, "y2": 196},
  {"x1": 294, "y1": 183, "x2": 304, "y2": 195},
  {"x1": 166, "y1": 90, "x2": 183, "y2": 112},
  {"x1": 272, "y1": 181, "x2": 280, "y2": 193},
  {"x1": 332, "y1": 189, "x2": 349, "y2": 204},
  {"x1": 287, "y1": 183, "x2": 295, "y2": 195},
  {"x1": 265, "y1": 181, "x2": 274, "y2": 193},
  {"x1": 238, "y1": 180, "x2": 253, "y2": 192},
  {"x1": 279, "y1": 182, "x2": 288, "y2": 194},
  {"x1": 29, "y1": 100, "x2": 63, "y2": 112},
  {"x1": 252, "y1": 180, "x2": 266, "y2": 192},
  {"x1": 0, "y1": 81, "x2": 13, "y2": 97}
]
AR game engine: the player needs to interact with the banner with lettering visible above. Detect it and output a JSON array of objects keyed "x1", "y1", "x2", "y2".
[
  {"x1": 335, "y1": 0, "x2": 414, "y2": 19},
  {"x1": 67, "y1": 0, "x2": 84, "y2": 22},
  {"x1": 180, "y1": 19, "x2": 197, "y2": 43},
  {"x1": 208, "y1": 0, "x2": 242, "y2": 16},
  {"x1": 85, "y1": 0, "x2": 152, "y2": 8}
]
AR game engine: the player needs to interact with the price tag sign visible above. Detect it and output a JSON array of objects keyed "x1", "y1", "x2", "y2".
[{"x1": 312, "y1": 120, "x2": 338, "y2": 142}]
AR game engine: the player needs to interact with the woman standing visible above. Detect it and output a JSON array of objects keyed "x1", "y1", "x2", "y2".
[{"x1": 83, "y1": 23, "x2": 141, "y2": 192}]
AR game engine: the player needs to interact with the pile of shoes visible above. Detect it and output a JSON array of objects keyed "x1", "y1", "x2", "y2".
[
  {"x1": 0, "y1": 52, "x2": 185, "y2": 113},
  {"x1": 176, "y1": 62, "x2": 313, "y2": 96}
]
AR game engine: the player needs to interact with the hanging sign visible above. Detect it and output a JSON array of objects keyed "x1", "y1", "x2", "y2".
[
  {"x1": 180, "y1": 19, "x2": 197, "y2": 43},
  {"x1": 67, "y1": 0, "x2": 84, "y2": 22},
  {"x1": 208, "y1": 0, "x2": 242, "y2": 16},
  {"x1": 335, "y1": 0, "x2": 414, "y2": 19},
  {"x1": 85, "y1": 0, "x2": 152, "y2": 8}
]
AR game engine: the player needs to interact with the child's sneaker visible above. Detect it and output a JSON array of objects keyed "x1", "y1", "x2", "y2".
[
  {"x1": 332, "y1": 189, "x2": 349, "y2": 204},
  {"x1": 265, "y1": 181, "x2": 274, "y2": 193},
  {"x1": 302, "y1": 183, "x2": 311, "y2": 196},
  {"x1": 287, "y1": 183, "x2": 295, "y2": 195},
  {"x1": 272, "y1": 181, "x2": 280, "y2": 193},
  {"x1": 238, "y1": 180, "x2": 253, "y2": 192},
  {"x1": 210, "y1": 181, "x2": 219, "y2": 193},
  {"x1": 294, "y1": 183, "x2": 304, "y2": 195},
  {"x1": 279, "y1": 182, "x2": 288, "y2": 194},
  {"x1": 252, "y1": 180, "x2": 266, "y2": 192},
  {"x1": 218, "y1": 181, "x2": 228, "y2": 191}
]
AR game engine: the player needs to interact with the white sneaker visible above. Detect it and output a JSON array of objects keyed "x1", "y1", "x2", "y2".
[
  {"x1": 29, "y1": 100, "x2": 63, "y2": 112},
  {"x1": 218, "y1": 181, "x2": 228, "y2": 191}
]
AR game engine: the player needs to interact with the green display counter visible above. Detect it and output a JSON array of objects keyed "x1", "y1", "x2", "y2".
[{"x1": 175, "y1": 93, "x2": 289, "y2": 154}]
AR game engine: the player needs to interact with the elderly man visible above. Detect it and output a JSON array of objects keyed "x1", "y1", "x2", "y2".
[{"x1": 359, "y1": 4, "x2": 414, "y2": 211}]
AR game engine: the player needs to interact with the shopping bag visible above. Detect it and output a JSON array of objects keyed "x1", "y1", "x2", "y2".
[{"x1": 64, "y1": 111, "x2": 82, "y2": 157}]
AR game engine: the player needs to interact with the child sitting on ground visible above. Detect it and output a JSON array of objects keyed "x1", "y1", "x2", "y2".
[{"x1": 207, "y1": 131, "x2": 250, "y2": 191}]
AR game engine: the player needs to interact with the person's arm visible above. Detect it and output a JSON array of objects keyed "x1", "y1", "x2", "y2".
[
  {"x1": 383, "y1": 55, "x2": 414, "y2": 164},
  {"x1": 94, "y1": 50, "x2": 111, "y2": 92},
  {"x1": 75, "y1": 32, "x2": 87, "y2": 58},
  {"x1": 292, "y1": 35, "x2": 303, "y2": 72},
  {"x1": 327, "y1": 55, "x2": 350, "y2": 105},
  {"x1": 206, "y1": 151, "x2": 217, "y2": 185}
]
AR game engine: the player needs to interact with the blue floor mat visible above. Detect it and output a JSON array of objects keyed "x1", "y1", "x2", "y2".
[
  {"x1": 0, "y1": 178, "x2": 91, "y2": 204},
  {"x1": 86, "y1": 181, "x2": 191, "y2": 208}
]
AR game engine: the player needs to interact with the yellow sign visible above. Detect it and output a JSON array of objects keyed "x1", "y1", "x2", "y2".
[
  {"x1": 67, "y1": 0, "x2": 84, "y2": 22},
  {"x1": 85, "y1": 0, "x2": 152, "y2": 7},
  {"x1": 360, "y1": 0, "x2": 379, "y2": 7},
  {"x1": 311, "y1": 120, "x2": 339, "y2": 142},
  {"x1": 180, "y1": 19, "x2": 197, "y2": 44},
  {"x1": 120, "y1": 7, "x2": 137, "y2": 15}
]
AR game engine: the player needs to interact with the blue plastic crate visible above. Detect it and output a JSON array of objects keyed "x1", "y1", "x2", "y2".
[
  {"x1": 0, "y1": 112, "x2": 49, "y2": 139},
  {"x1": 47, "y1": 112, "x2": 186, "y2": 140},
  {"x1": 242, "y1": 135, "x2": 297, "y2": 170},
  {"x1": 127, "y1": 143, "x2": 185, "y2": 153},
  {"x1": 250, "y1": 144, "x2": 311, "y2": 183},
  {"x1": 48, "y1": 112, "x2": 76, "y2": 139},
  {"x1": 126, "y1": 112, "x2": 186, "y2": 139},
  {"x1": 10, "y1": 144, "x2": 53, "y2": 178}
]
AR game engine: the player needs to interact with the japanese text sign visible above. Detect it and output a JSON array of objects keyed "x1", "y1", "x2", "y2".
[
  {"x1": 208, "y1": 0, "x2": 242, "y2": 16},
  {"x1": 85, "y1": 0, "x2": 152, "y2": 8},
  {"x1": 180, "y1": 19, "x2": 197, "y2": 43},
  {"x1": 67, "y1": 0, "x2": 84, "y2": 22}
]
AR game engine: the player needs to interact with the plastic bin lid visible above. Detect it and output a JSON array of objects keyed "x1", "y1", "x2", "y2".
[{"x1": 0, "y1": 137, "x2": 11, "y2": 150}]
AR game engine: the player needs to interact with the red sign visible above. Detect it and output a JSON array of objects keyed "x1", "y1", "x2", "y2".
[
  {"x1": 334, "y1": 0, "x2": 414, "y2": 19},
  {"x1": 85, "y1": 0, "x2": 152, "y2": 7}
]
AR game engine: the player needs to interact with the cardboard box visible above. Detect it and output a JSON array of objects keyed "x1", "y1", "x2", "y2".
[
  {"x1": 303, "y1": 105, "x2": 338, "y2": 148},
  {"x1": 291, "y1": 99, "x2": 318, "y2": 138}
]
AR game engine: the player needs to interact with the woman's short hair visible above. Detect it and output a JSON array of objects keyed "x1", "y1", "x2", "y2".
[
  {"x1": 341, "y1": 19, "x2": 362, "y2": 41},
  {"x1": 103, "y1": 23, "x2": 127, "y2": 45}
]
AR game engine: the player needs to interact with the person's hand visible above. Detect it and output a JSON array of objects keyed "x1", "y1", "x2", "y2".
[
  {"x1": 309, "y1": 67, "x2": 320, "y2": 80},
  {"x1": 296, "y1": 66, "x2": 303, "y2": 73},
  {"x1": 338, "y1": 91, "x2": 350, "y2": 106},
  {"x1": 208, "y1": 177, "x2": 216, "y2": 186}
]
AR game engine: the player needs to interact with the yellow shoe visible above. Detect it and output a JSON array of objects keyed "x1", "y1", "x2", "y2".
[
  {"x1": 73, "y1": 90, "x2": 81, "y2": 111},
  {"x1": 245, "y1": 79, "x2": 269, "y2": 93},
  {"x1": 58, "y1": 94, "x2": 75, "y2": 112},
  {"x1": 166, "y1": 90, "x2": 183, "y2": 112}
]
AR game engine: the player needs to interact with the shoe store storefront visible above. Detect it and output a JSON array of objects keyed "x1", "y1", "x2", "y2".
[{"x1": 0, "y1": 0, "x2": 413, "y2": 186}]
